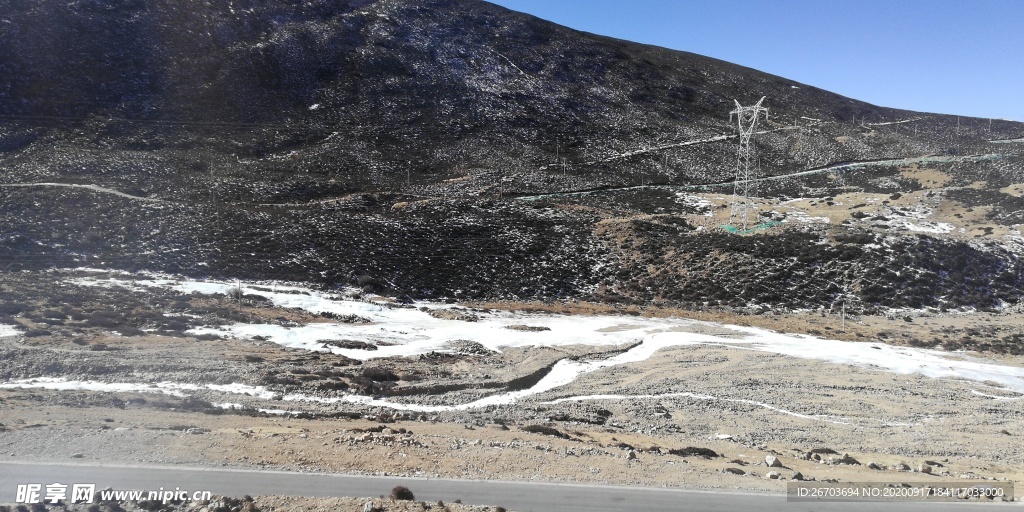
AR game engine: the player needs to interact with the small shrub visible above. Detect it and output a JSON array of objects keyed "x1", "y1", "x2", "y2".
[
  {"x1": 116, "y1": 325, "x2": 146, "y2": 336},
  {"x1": 362, "y1": 367, "x2": 399, "y2": 382},
  {"x1": 523, "y1": 424, "x2": 569, "y2": 439},
  {"x1": 668, "y1": 446, "x2": 719, "y2": 458},
  {"x1": 390, "y1": 486, "x2": 415, "y2": 501}
]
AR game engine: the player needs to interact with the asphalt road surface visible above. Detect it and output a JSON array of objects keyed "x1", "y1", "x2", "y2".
[{"x1": 0, "y1": 461, "x2": 1017, "y2": 511}]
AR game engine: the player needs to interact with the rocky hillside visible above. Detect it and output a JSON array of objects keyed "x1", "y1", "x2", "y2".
[{"x1": 1, "y1": 0, "x2": 1023, "y2": 313}]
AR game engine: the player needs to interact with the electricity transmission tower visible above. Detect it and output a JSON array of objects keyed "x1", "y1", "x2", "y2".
[{"x1": 728, "y1": 97, "x2": 769, "y2": 230}]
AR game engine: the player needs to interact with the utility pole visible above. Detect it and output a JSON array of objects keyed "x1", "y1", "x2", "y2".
[{"x1": 728, "y1": 97, "x2": 769, "y2": 230}]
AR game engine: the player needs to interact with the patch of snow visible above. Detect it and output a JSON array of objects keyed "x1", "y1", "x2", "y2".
[
  {"x1": 674, "y1": 193, "x2": 713, "y2": 216},
  {"x1": 783, "y1": 211, "x2": 830, "y2": 224},
  {"x1": 0, "y1": 324, "x2": 21, "y2": 338},
  {"x1": 51, "y1": 275, "x2": 1024, "y2": 411},
  {"x1": 0, "y1": 377, "x2": 200, "y2": 397},
  {"x1": 970, "y1": 390, "x2": 1023, "y2": 401},
  {"x1": 902, "y1": 221, "x2": 955, "y2": 234}
]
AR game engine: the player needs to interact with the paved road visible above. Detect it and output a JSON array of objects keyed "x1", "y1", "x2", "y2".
[{"x1": 0, "y1": 462, "x2": 1016, "y2": 511}]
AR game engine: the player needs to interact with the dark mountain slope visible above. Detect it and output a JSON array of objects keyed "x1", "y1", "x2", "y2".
[
  {"x1": 2, "y1": 0, "x2": 996, "y2": 198},
  {"x1": 1, "y1": 0, "x2": 1023, "y2": 315}
]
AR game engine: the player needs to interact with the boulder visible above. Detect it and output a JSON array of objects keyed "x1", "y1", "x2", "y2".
[
  {"x1": 790, "y1": 471, "x2": 804, "y2": 481},
  {"x1": 724, "y1": 468, "x2": 745, "y2": 476},
  {"x1": 765, "y1": 455, "x2": 783, "y2": 467},
  {"x1": 766, "y1": 471, "x2": 782, "y2": 480},
  {"x1": 837, "y1": 453, "x2": 861, "y2": 465}
]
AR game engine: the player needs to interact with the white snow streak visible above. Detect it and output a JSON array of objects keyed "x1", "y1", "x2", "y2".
[{"x1": 28, "y1": 275, "x2": 1024, "y2": 414}]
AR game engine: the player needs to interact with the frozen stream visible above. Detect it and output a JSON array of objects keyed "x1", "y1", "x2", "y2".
[{"x1": 4, "y1": 274, "x2": 1022, "y2": 413}]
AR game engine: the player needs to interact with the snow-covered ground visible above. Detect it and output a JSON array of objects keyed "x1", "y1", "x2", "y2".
[
  {"x1": 65, "y1": 275, "x2": 1024, "y2": 397},
  {"x1": 1, "y1": 272, "x2": 1010, "y2": 416},
  {"x1": 0, "y1": 324, "x2": 20, "y2": 338},
  {"x1": 674, "y1": 193, "x2": 714, "y2": 216}
]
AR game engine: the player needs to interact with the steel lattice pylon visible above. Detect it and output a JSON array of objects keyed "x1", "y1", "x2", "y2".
[{"x1": 728, "y1": 96, "x2": 768, "y2": 230}]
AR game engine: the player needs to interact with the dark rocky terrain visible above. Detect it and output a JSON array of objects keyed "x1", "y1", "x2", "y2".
[{"x1": 2, "y1": 0, "x2": 1023, "y2": 313}]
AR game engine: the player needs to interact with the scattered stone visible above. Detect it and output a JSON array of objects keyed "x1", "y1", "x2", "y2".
[
  {"x1": 837, "y1": 453, "x2": 860, "y2": 465},
  {"x1": 724, "y1": 468, "x2": 745, "y2": 475},
  {"x1": 867, "y1": 462, "x2": 882, "y2": 470},
  {"x1": 790, "y1": 471, "x2": 804, "y2": 481},
  {"x1": 428, "y1": 309, "x2": 479, "y2": 322},
  {"x1": 919, "y1": 464, "x2": 932, "y2": 474},
  {"x1": 765, "y1": 455, "x2": 783, "y2": 468},
  {"x1": 626, "y1": 450, "x2": 637, "y2": 460},
  {"x1": 443, "y1": 340, "x2": 496, "y2": 356},
  {"x1": 71, "y1": 453, "x2": 84, "y2": 458},
  {"x1": 895, "y1": 463, "x2": 911, "y2": 471},
  {"x1": 504, "y1": 324, "x2": 551, "y2": 332},
  {"x1": 319, "y1": 339, "x2": 378, "y2": 351},
  {"x1": 766, "y1": 471, "x2": 781, "y2": 480}
]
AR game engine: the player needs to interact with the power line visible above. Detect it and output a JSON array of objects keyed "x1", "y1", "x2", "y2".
[{"x1": 728, "y1": 97, "x2": 768, "y2": 230}]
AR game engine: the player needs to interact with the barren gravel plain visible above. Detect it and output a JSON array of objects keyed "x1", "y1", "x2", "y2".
[{"x1": 0, "y1": 269, "x2": 1021, "y2": 504}]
